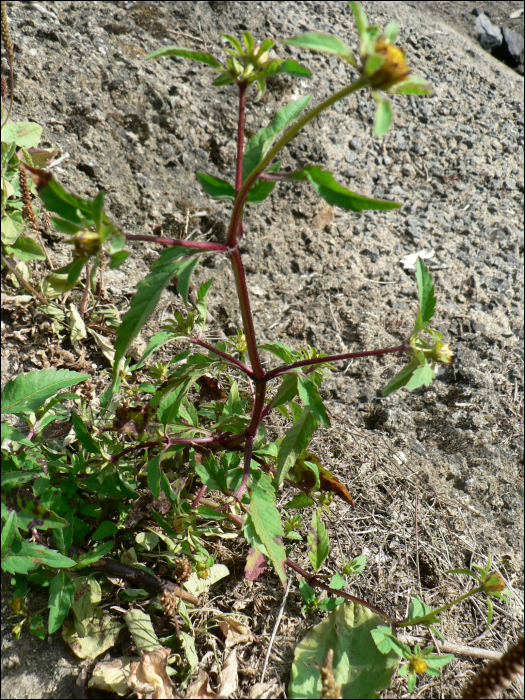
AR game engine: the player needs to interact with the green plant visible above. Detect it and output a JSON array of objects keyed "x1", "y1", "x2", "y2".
[{"x1": 2, "y1": 3, "x2": 504, "y2": 697}]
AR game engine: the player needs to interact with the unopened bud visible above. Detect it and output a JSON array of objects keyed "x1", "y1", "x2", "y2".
[
  {"x1": 483, "y1": 572, "x2": 506, "y2": 594},
  {"x1": 74, "y1": 230, "x2": 101, "y2": 257}
]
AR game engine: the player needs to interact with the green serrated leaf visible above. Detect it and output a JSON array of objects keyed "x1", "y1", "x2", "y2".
[
  {"x1": 289, "y1": 602, "x2": 398, "y2": 698},
  {"x1": 297, "y1": 375, "x2": 330, "y2": 427},
  {"x1": 405, "y1": 361, "x2": 435, "y2": 391},
  {"x1": 245, "y1": 473, "x2": 287, "y2": 586},
  {"x1": 277, "y1": 410, "x2": 317, "y2": 484},
  {"x1": 282, "y1": 32, "x2": 355, "y2": 64},
  {"x1": 307, "y1": 510, "x2": 329, "y2": 572},
  {"x1": 243, "y1": 95, "x2": 313, "y2": 181},
  {"x1": 1, "y1": 540, "x2": 76, "y2": 575},
  {"x1": 289, "y1": 165, "x2": 401, "y2": 211},
  {"x1": 145, "y1": 46, "x2": 223, "y2": 68},
  {"x1": 1, "y1": 368, "x2": 89, "y2": 415},
  {"x1": 48, "y1": 571, "x2": 75, "y2": 634},
  {"x1": 112, "y1": 246, "x2": 197, "y2": 390},
  {"x1": 196, "y1": 172, "x2": 235, "y2": 200}
]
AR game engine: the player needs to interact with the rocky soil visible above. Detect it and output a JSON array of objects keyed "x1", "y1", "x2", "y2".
[{"x1": 1, "y1": 1, "x2": 523, "y2": 698}]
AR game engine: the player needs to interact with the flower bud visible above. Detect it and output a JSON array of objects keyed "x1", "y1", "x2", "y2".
[
  {"x1": 364, "y1": 38, "x2": 410, "y2": 90},
  {"x1": 411, "y1": 658, "x2": 427, "y2": 674},
  {"x1": 74, "y1": 230, "x2": 101, "y2": 257},
  {"x1": 483, "y1": 572, "x2": 506, "y2": 594}
]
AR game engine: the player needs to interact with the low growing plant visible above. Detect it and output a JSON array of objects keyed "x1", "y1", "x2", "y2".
[{"x1": 1, "y1": 3, "x2": 509, "y2": 697}]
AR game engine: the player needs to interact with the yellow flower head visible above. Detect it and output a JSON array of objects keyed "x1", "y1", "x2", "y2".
[
  {"x1": 411, "y1": 658, "x2": 427, "y2": 675},
  {"x1": 74, "y1": 230, "x2": 101, "y2": 258},
  {"x1": 366, "y1": 38, "x2": 410, "y2": 89}
]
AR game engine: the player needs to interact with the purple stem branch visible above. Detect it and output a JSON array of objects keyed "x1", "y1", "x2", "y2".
[
  {"x1": 264, "y1": 344, "x2": 409, "y2": 381},
  {"x1": 125, "y1": 233, "x2": 228, "y2": 253},
  {"x1": 189, "y1": 337, "x2": 254, "y2": 377}
]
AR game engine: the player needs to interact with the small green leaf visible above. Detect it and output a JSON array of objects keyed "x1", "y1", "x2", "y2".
[
  {"x1": 425, "y1": 654, "x2": 455, "y2": 669},
  {"x1": 5, "y1": 236, "x2": 46, "y2": 261},
  {"x1": 246, "y1": 161, "x2": 282, "y2": 203},
  {"x1": 109, "y1": 250, "x2": 129, "y2": 269},
  {"x1": 1, "y1": 541, "x2": 76, "y2": 575},
  {"x1": 70, "y1": 412, "x2": 101, "y2": 454},
  {"x1": 112, "y1": 246, "x2": 197, "y2": 391},
  {"x1": 29, "y1": 614, "x2": 46, "y2": 640},
  {"x1": 48, "y1": 571, "x2": 75, "y2": 634},
  {"x1": 284, "y1": 493, "x2": 315, "y2": 509},
  {"x1": 74, "y1": 541, "x2": 113, "y2": 567},
  {"x1": 196, "y1": 172, "x2": 235, "y2": 200},
  {"x1": 258, "y1": 341, "x2": 296, "y2": 364},
  {"x1": 1, "y1": 368, "x2": 89, "y2": 415},
  {"x1": 373, "y1": 96, "x2": 393, "y2": 137},
  {"x1": 147, "y1": 455, "x2": 161, "y2": 499},
  {"x1": 282, "y1": 32, "x2": 355, "y2": 65},
  {"x1": 176, "y1": 255, "x2": 202, "y2": 304},
  {"x1": 405, "y1": 361, "x2": 435, "y2": 391},
  {"x1": 297, "y1": 375, "x2": 330, "y2": 427},
  {"x1": 348, "y1": 1, "x2": 369, "y2": 38},
  {"x1": 415, "y1": 257, "x2": 436, "y2": 325},
  {"x1": 289, "y1": 165, "x2": 401, "y2": 212},
  {"x1": 220, "y1": 34, "x2": 244, "y2": 55},
  {"x1": 91, "y1": 521, "x2": 118, "y2": 541},
  {"x1": 145, "y1": 46, "x2": 223, "y2": 68},
  {"x1": 1, "y1": 510, "x2": 18, "y2": 559},
  {"x1": 1, "y1": 424, "x2": 33, "y2": 446},
  {"x1": 307, "y1": 510, "x2": 329, "y2": 572},
  {"x1": 387, "y1": 75, "x2": 433, "y2": 96},
  {"x1": 383, "y1": 21, "x2": 399, "y2": 43},
  {"x1": 381, "y1": 357, "x2": 419, "y2": 396},
  {"x1": 279, "y1": 59, "x2": 313, "y2": 77}
]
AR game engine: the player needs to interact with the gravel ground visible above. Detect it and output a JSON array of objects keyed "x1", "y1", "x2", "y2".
[{"x1": 1, "y1": 2, "x2": 523, "y2": 698}]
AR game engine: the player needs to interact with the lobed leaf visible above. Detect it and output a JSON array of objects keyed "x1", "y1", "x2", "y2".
[{"x1": 1, "y1": 368, "x2": 89, "y2": 415}]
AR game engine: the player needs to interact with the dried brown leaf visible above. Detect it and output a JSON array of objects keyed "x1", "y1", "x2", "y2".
[{"x1": 127, "y1": 648, "x2": 178, "y2": 699}]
